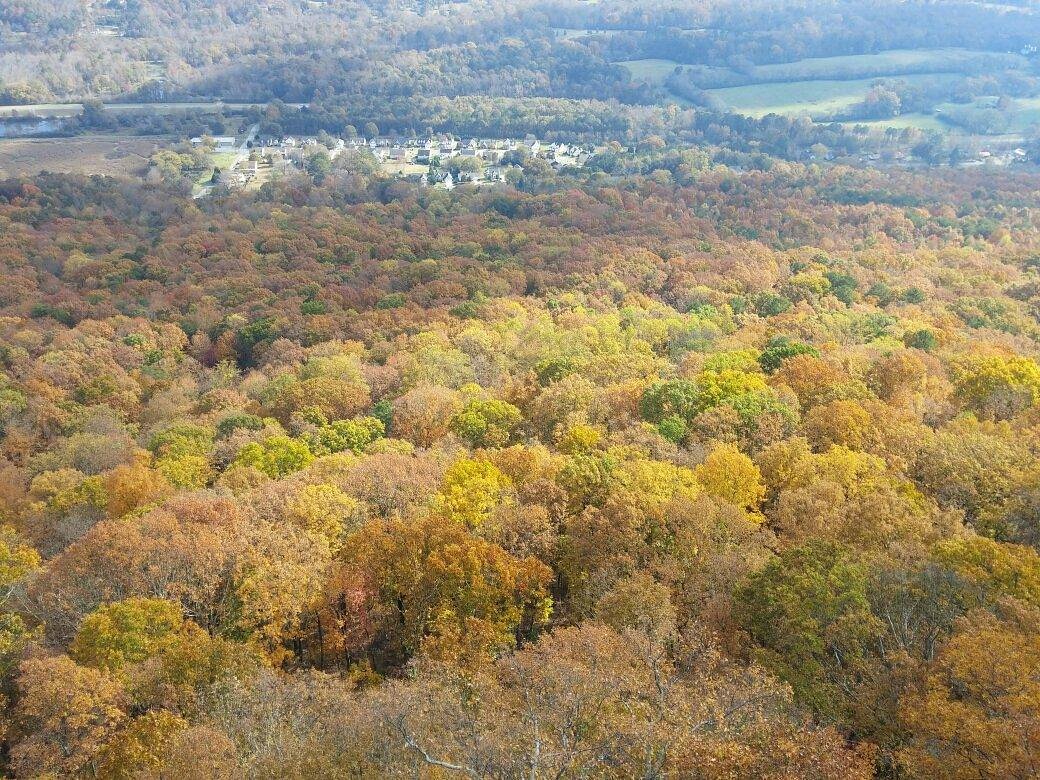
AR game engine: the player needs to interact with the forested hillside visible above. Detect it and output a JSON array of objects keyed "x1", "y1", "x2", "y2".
[
  {"x1": 0, "y1": 149, "x2": 1039, "y2": 776},
  {"x1": 4, "y1": 0, "x2": 1040, "y2": 777}
]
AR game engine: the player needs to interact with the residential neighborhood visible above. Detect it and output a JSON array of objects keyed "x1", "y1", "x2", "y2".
[{"x1": 192, "y1": 130, "x2": 605, "y2": 197}]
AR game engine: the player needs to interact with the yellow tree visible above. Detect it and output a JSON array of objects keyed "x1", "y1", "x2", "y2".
[
  {"x1": 899, "y1": 608, "x2": 1040, "y2": 779},
  {"x1": 11, "y1": 655, "x2": 127, "y2": 778},
  {"x1": 319, "y1": 514, "x2": 552, "y2": 669},
  {"x1": 432, "y1": 457, "x2": 514, "y2": 528},
  {"x1": 695, "y1": 443, "x2": 766, "y2": 513}
]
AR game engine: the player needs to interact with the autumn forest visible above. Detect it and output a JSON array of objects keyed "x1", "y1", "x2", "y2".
[{"x1": 3, "y1": 1, "x2": 1040, "y2": 779}]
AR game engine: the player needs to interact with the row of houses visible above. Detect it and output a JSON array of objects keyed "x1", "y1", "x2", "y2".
[
  {"x1": 246, "y1": 133, "x2": 596, "y2": 166},
  {"x1": 196, "y1": 130, "x2": 604, "y2": 195},
  {"x1": 383, "y1": 136, "x2": 595, "y2": 166}
]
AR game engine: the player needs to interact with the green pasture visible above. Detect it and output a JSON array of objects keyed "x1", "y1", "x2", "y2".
[
  {"x1": 747, "y1": 48, "x2": 1022, "y2": 84},
  {"x1": 617, "y1": 59, "x2": 681, "y2": 85},
  {"x1": 841, "y1": 113, "x2": 950, "y2": 132},
  {"x1": 707, "y1": 73, "x2": 961, "y2": 119}
]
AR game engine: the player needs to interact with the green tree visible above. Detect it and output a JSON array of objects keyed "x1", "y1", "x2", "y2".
[
  {"x1": 232, "y1": 436, "x2": 314, "y2": 478},
  {"x1": 735, "y1": 540, "x2": 882, "y2": 718},
  {"x1": 71, "y1": 598, "x2": 184, "y2": 672},
  {"x1": 449, "y1": 398, "x2": 523, "y2": 448}
]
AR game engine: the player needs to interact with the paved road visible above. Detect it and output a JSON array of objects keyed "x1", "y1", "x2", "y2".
[
  {"x1": 233, "y1": 123, "x2": 260, "y2": 165},
  {"x1": 193, "y1": 123, "x2": 259, "y2": 199}
]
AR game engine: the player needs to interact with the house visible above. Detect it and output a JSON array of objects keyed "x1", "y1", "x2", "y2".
[
  {"x1": 388, "y1": 146, "x2": 408, "y2": 162},
  {"x1": 213, "y1": 136, "x2": 237, "y2": 151},
  {"x1": 416, "y1": 148, "x2": 432, "y2": 164},
  {"x1": 430, "y1": 171, "x2": 455, "y2": 190}
]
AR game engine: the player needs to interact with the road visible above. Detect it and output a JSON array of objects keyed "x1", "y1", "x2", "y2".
[
  {"x1": 234, "y1": 124, "x2": 260, "y2": 166},
  {"x1": 192, "y1": 123, "x2": 259, "y2": 199},
  {"x1": 0, "y1": 102, "x2": 306, "y2": 119}
]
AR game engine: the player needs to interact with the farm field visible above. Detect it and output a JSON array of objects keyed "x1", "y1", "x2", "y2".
[
  {"x1": 706, "y1": 73, "x2": 961, "y2": 119},
  {"x1": 842, "y1": 112, "x2": 951, "y2": 132},
  {"x1": 617, "y1": 59, "x2": 680, "y2": 85},
  {"x1": 743, "y1": 47, "x2": 1023, "y2": 84},
  {"x1": 619, "y1": 47, "x2": 1033, "y2": 130},
  {"x1": 1008, "y1": 97, "x2": 1040, "y2": 131},
  {"x1": 619, "y1": 48, "x2": 1022, "y2": 89},
  {"x1": 0, "y1": 135, "x2": 169, "y2": 178},
  {"x1": 616, "y1": 60, "x2": 698, "y2": 106},
  {"x1": 934, "y1": 96, "x2": 1040, "y2": 133}
]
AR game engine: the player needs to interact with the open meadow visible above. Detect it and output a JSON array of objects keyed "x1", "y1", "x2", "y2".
[
  {"x1": 739, "y1": 48, "x2": 1023, "y2": 84},
  {"x1": 0, "y1": 135, "x2": 169, "y2": 178},
  {"x1": 619, "y1": 48, "x2": 1032, "y2": 132},
  {"x1": 616, "y1": 59, "x2": 679, "y2": 84},
  {"x1": 706, "y1": 73, "x2": 962, "y2": 119}
]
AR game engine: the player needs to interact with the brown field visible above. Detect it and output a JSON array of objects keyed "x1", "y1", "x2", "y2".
[{"x1": 0, "y1": 135, "x2": 171, "y2": 178}]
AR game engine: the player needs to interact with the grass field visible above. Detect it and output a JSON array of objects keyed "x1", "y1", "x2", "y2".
[
  {"x1": 0, "y1": 135, "x2": 170, "y2": 177},
  {"x1": 619, "y1": 48, "x2": 1022, "y2": 88},
  {"x1": 193, "y1": 150, "x2": 242, "y2": 189},
  {"x1": 841, "y1": 113, "x2": 951, "y2": 132},
  {"x1": 619, "y1": 48, "x2": 1029, "y2": 131},
  {"x1": 380, "y1": 162, "x2": 428, "y2": 177},
  {"x1": 616, "y1": 60, "x2": 698, "y2": 107},
  {"x1": 707, "y1": 73, "x2": 962, "y2": 119},
  {"x1": 933, "y1": 96, "x2": 1040, "y2": 133},
  {"x1": 1008, "y1": 97, "x2": 1040, "y2": 131},
  {"x1": 744, "y1": 48, "x2": 1022, "y2": 84},
  {"x1": 209, "y1": 151, "x2": 241, "y2": 169},
  {"x1": 617, "y1": 59, "x2": 680, "y2": 85}
]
